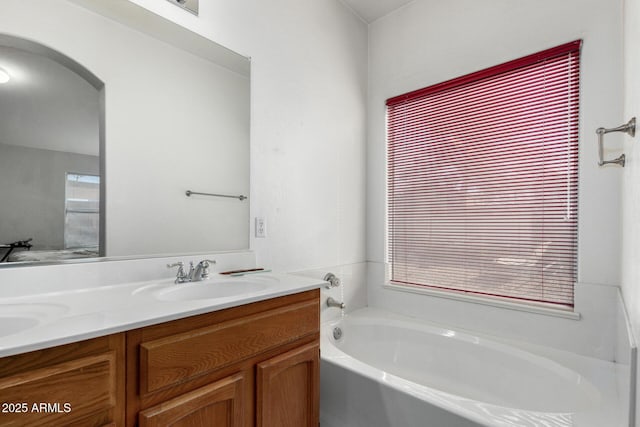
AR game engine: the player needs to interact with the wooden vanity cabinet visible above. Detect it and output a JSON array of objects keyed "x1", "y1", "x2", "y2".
[
  {"x1": 0, "y1": 289, "x2": 319, "y2": 427},
  {"x1": 0, "y1": 334, "x2": 125, "y2": 427},
  {"x1": 126, "y1": 289, "x2": 320, "y2": 427}
]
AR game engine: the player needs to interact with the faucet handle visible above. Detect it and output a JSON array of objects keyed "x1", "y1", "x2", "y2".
[
  {"x1": 167, "y1": 261, "x2": 184, "y2": 269},
  {"x1": 323, "y1": 272, "x2": 341, "y2": 289},
  {"x1": 198, "y1": 259, "x2": 216, "y2": 279},
  {"x1": 167, "y1": 262, "x2": 188, "y2": 283}
]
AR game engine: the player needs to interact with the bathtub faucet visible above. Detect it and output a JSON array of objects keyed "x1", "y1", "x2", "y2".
[{"x1": 326, "y1": 297, "x2": 345, "y2": 309}]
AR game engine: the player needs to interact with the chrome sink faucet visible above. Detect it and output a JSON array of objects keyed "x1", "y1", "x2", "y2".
[
  {"x1": 167, "y1": 259, "x2": 216, "y2": 284},
  {"x1": 189, "y1": 259, "x2": 216, "y2": 282}
]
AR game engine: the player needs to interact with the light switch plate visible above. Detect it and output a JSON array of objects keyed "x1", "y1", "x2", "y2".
[{"x1": 255, "y1": 217, "x2": 266, "y2": 238}]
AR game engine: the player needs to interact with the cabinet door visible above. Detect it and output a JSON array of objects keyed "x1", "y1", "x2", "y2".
[
  {"x1": 256, "y1": 342, "x2": 319, "y2": 427},
  {"x1": 139, "y1": 372, "x2": 244, "y2": 427},
  {"x1": 0, "y1": 335, "x2": 124, "y2": 427}
]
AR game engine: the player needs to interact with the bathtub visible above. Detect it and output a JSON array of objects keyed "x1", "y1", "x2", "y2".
[{"x1": 320, "y1": 308, "x2": 625, "y2": 427}]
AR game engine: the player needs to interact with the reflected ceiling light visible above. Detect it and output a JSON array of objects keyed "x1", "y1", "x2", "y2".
[{"x1": 0, "y1": 67, "x2": 10, "y2": 84}]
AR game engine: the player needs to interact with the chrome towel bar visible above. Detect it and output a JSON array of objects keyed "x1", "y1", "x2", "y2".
[
  {"x1": 185, "y1": 190, "x2": 247, "y2": 201},
  {"x1": 596, "y1": 117, "x2": 636, "y2": 167}
]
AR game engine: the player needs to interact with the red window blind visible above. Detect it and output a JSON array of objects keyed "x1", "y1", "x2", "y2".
[{"x1": 386, "y1": 41, "x2": 581, "y2": 307}]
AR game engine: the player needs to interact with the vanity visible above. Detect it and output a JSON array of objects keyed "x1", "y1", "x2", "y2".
[
  {"x1": 0, "y1": 259, "x2": 322, "y2": 427},
  {"x1": 0, "y1": 1, "x2": 320, "y2": 425}
]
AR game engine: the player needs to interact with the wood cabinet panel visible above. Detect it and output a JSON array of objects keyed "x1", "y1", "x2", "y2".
[
  {"x1": 139, "y1": 372, "x2": 244, "y2": 427},
  {"x1": 256, "y1": 342, "x2": 319, "y2": 427},
  {"x1": 139, "y1": 299, "x2": 318, "y2": 395},
  {"x1": 0, "y1": 334, "x2": 124, "y2": 427}
]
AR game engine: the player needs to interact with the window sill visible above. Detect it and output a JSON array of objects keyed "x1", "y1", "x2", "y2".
[{"x1": 383, "y1": 282, "x2": 581, "y2": 321}]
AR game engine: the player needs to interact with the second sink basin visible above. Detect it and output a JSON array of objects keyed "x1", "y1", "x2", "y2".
[
  {"x1": 154, "y1": 280, "x2": 270, "y2": 302},
  {"x1": 0, "y1": 303, "x2": 69, "y2": 338}
]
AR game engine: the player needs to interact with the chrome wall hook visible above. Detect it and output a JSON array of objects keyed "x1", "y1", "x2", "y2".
[{"x1": 596, "y1": 117, "x2": 635, "y2": 167}]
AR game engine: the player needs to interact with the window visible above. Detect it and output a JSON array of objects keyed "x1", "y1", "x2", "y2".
[
  {"x1": 64, "y1": 173, "x2": 100, "y2": 249},
  {"x1": 386, "y1": 41, "x2": 580, "y2": 308}
]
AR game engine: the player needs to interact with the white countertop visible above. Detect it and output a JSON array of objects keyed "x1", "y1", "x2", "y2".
[{"x1": 0, "y1": 272, "x2": 324, "y2": 358}]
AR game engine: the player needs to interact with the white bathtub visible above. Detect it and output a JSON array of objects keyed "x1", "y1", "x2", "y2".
[{"x1": 320, "y1": 308, "x2": 625, "y2": 427}]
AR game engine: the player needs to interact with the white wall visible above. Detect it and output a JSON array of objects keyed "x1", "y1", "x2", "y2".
[
  {"x1": 0, "y1": 0, "x2": 250, "y2": 257},
  {"x1": 124, "y1": 0, "x2": 369, "y2": 273},
  {"x1": 622, "y1": 0, "x2": 640, "y2": 423},
  {"x1": 367, "y1": 0, "x2": 624, "y2": 358},
  {"x1": 623, "y1": 0, "x2": 640, "y2": 360},
  {"x1": 0, "y1": 144, "x2": 98, "y2": 250}
]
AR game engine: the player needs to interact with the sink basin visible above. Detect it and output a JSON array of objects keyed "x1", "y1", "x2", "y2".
[
  {"x1": 0, "y1": 303, "x2": 68, "y2": 338},
  {"x1": 0, "y1": 317, "x2": 40, "y2": 337},
  {"x1": 155, "y1": 280, "x2": 270, "y2": 301}
]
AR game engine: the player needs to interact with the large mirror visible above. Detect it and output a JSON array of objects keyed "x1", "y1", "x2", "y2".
[{"x1": 0, "y1": 0, "x2": 250, "y2": 265}]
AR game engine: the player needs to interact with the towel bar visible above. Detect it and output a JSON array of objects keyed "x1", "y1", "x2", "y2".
[
  {"x1": 596, "y1": 117, "x2": 635, "y2": 167},
  {"x1": 185, "y1": 190, "x2": 247, "y2": 201}
]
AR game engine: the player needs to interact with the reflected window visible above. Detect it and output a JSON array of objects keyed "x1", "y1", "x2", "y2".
[{"x1": 64, "y1": 173, "x2": 100, "y2": 249}]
